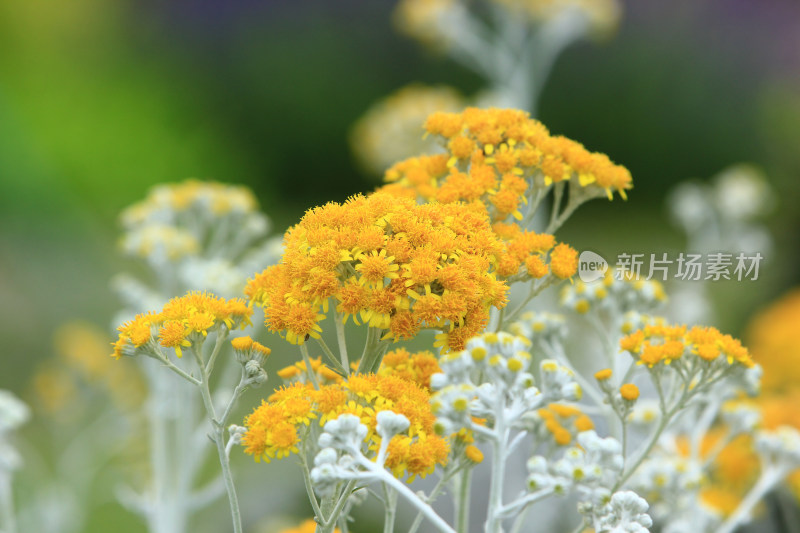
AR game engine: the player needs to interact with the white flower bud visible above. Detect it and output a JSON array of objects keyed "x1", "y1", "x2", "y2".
[{"x1": 376, "y1": 411, "x2": 410, "y2": 440}]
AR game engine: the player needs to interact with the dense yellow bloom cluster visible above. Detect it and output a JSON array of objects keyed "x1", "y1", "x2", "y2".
[
  {"x1": 276, "y1": 519, "x2": 339, "y2": 533},
  {"x1": 491, "y1": 222, "x2": 578, "y2": 280},
  {"x1": 377, "y1": 348, "x2": 442, "y2": 391},
  {"x1": 245, "y1": 192, "x2": 508, "y2": 352},
  {"x1": 676, "y1": 431, "x2": 760, "y2": 517},
  {"x1": 351, "y1": 84, "x2": 464, "y2": 175},
  {"x1": 538, "y1": 403, "x2": 594, "y2": 445},
  {"x1": 620, "y1": 323, "x2": 754, "y2": 369},
  {"x1": 276, "y1": 356, "x2": 344, "y2": 384},
  {"x1": 242, "y1": 373, "x2": 449, "y2": 479},
  {"x1": 381, "y1": 108, "x2": 632, "y2": 212},
  {"x1": 745, "y1": 289, "x2": 800, "y2": 497},
  {"x1": 491, "y1": 0, "x2": 621, "y2": 35},
  {"x1": 747, "y1": 288, "x2": 800, "y2": 392},
  {"x1": 112, "y1": 291, "x2": 252, "y2": 358}
]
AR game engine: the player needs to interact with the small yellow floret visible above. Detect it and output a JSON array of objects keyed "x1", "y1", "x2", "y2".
[
  {"x1": 231, "y1": 336, "x2": 254, "y2": 351},
  {"x1": 465, "y1": 444, "x2": 484, "y2": 463},
  {"x1": 594, "y1": 368, "x2": 612, "y2": 381},
  {"x1": 620, "y1": 383, "x2": 640, "y2": 401}
]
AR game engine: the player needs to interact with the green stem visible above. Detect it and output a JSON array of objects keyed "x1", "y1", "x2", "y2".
[
  {"x1": 504, "y1": 276, "x2": 559, "y2": 325},
  {"x1": 299, "y1": 447, "x2": 324, "y2": 521},
  {"x1": 545, "y1": 195, "x2": 587, "y2": 234},
  {"x1": 317, "y1": 492, "x2": 338, "y2": 533},
  {"x1": 190, "y1": 341, "x2": 243, "y2": 533},
  {"x1": 205, "y1": 328, "x2": 229, "y2": 376},
  {"x1": 301, "y1": 343, "x2": 321, "y2": 389},
  {"x1": 154, "y1": 351, "x2": 201, "y2": 386},
  {"x1": 485, "y1": 396, "x2": 506, "y2": 533},
  {"x1": 356, "y1": 327, "x2": 386, "y2": 374},
  {"x1": 548, "y1": 183, "x2": 565, "y2": 231},
  {"x1": 383, "y1": 483, "x2": 398, "y2": 533},
  {"x1": 0, "y1": 471, "x2": 17, "y2": 533},
  {"x1": 212, "y1": 428, "x2": 243, "y2": 533},
  {"x1": 358, "y1": 463, "x2": 455, "y2": 533},
  {"x1": 324, "y1": 480, "x2": 357, "y2": 530},
  {"x1": 494, "y1": 307, "x2": 506, "y2": 333},
  {"x1": 408, "y1": 465, "x2": 464, "y2": 533},
  {"x1": 614, "y1": 388, "x2": 691, "y2": 490},
  {"x1": 315, "y1": 337, "x2": 346, "y2": 375},
  {"x1": 455, "y1": 469, "x2": 472, "y2": 533},
  {"x1": 335, "y1": 312, "x2": 350, "y2": 375}
]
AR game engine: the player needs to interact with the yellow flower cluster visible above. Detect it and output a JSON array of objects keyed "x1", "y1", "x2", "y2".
[
  {"x1": 538, "y1": 403, "x2": 594, "y2": 445},
  {"x1": 393, "y1": 0, "x2": 455, "y2": 49},
  {"x1": 242, "y1": 374, "x2": 449, "y2": 480},
  {"x1": 113, "y1": 291, "x2": 252, "y2": 358},
  {"x1": 245, "y1": 192, "x2": 508, "y2": 352},
  {"x1": 490, "y1": 0, "x2": 621, "y2": 36},
  {"x1": 492, "y1": 222, "x2": 578, "y2": 280},
  {"x1": 276, "y1": 356, "x2": 344, "y2": 384},
  {"x1": 676, "y1": 431, "x2": 760, "y2": 517},
  {"x1": 377, "y1": 348, "x2": 442, "y2": 391},
  {"x1": 381, "y1": 107, "x2": 632, "y2": 214},
  {"x1": 744, "y1": 289, "x2": 800, "y2": 498},
  {"x1": 620, "y1": 323, "x2": 754, "y2": 369},
  {"x1": 276, "y1": 519, "x2": 339, "y2": 533},
  {"x1": 660, "y1": 290, "x2": 800, "y2": 516},
  {"x1": 351, "y1": 84, "x2": 464, "y2": 176},
  {"x1": 747, "y1": 288, "x2": 800, "y2": 392}
]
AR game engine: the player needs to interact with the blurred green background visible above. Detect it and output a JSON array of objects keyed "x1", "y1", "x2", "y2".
[{"x1": 1, "y1": 0, "x2": 798, "y2": 530}]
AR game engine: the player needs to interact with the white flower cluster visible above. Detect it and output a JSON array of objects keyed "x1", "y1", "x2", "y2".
[
  {"x1": 430, "y1": 332, "x2": 582, "y2": 436},
  {"x1": 0, "y1": 390, "x2": 29, "y2": 471},
  {"x1": 529, "y1": 430, "x2": 623, "y2": 502},
  {"x1": 560, "y1": 271, "x2": 666, "y2": 317},
  {"x1": 118, "y1": 180, "x2": 279, "y2": 299},
  {"x1": 755, "y1": 426, "x2": 800, "y2": 470},
  {"x1": 508, "y1": 311, "x2": 567, "y2": 349},
  {"x1": 592, "y1": 490, "x2": 653, "y2": 533},
  {"x1": 628, "y1": 453, "x2": 703, "y2": 519},
  {"x1": 668, "y1": 164, "x2": 773, "y2": 255},
  {"x1": 310, "y1": 412, "x2": 411, "y2": 497}
]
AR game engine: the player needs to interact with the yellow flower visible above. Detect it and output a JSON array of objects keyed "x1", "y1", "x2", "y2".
[
  {"x1": 378, "y1": 348, "x2": 442, "y2": 391},
  {"x1": 276, "y1": 519, "x2": 340, "y2": 533},
  {"x1": 747, "y1": 288, "x2": 800, "y2": 393},
  {"x1": 465, "y1": 444, "x2": 484, "y2": 463},
  {"x1": 621, "y1": 322, "x2": 753, "y2": 369},
  {"x1": 243, "y1": 373, "x2": 449, "y2": 479},
  {"x1": 549, "y1": 243, "x2": 579, "y2": 279},
  {"x1": 245, "y1": 193, "x2": 507, "y2": 352},
  {"x1": 594, "y1": 368, "x2": 612, "y2": 381},
  {"x1": 112, "y1": 291, "x2": 253, "y2": 359},
  {"x1": 382, "y1": 107, "x2": 633, "y2": 223},
  {"x1": 538, "y1": 403, "x2": 595, "y2": 446},
  {"x1": 619, "y1": 383, "x2": 639, "y2": 401}
]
